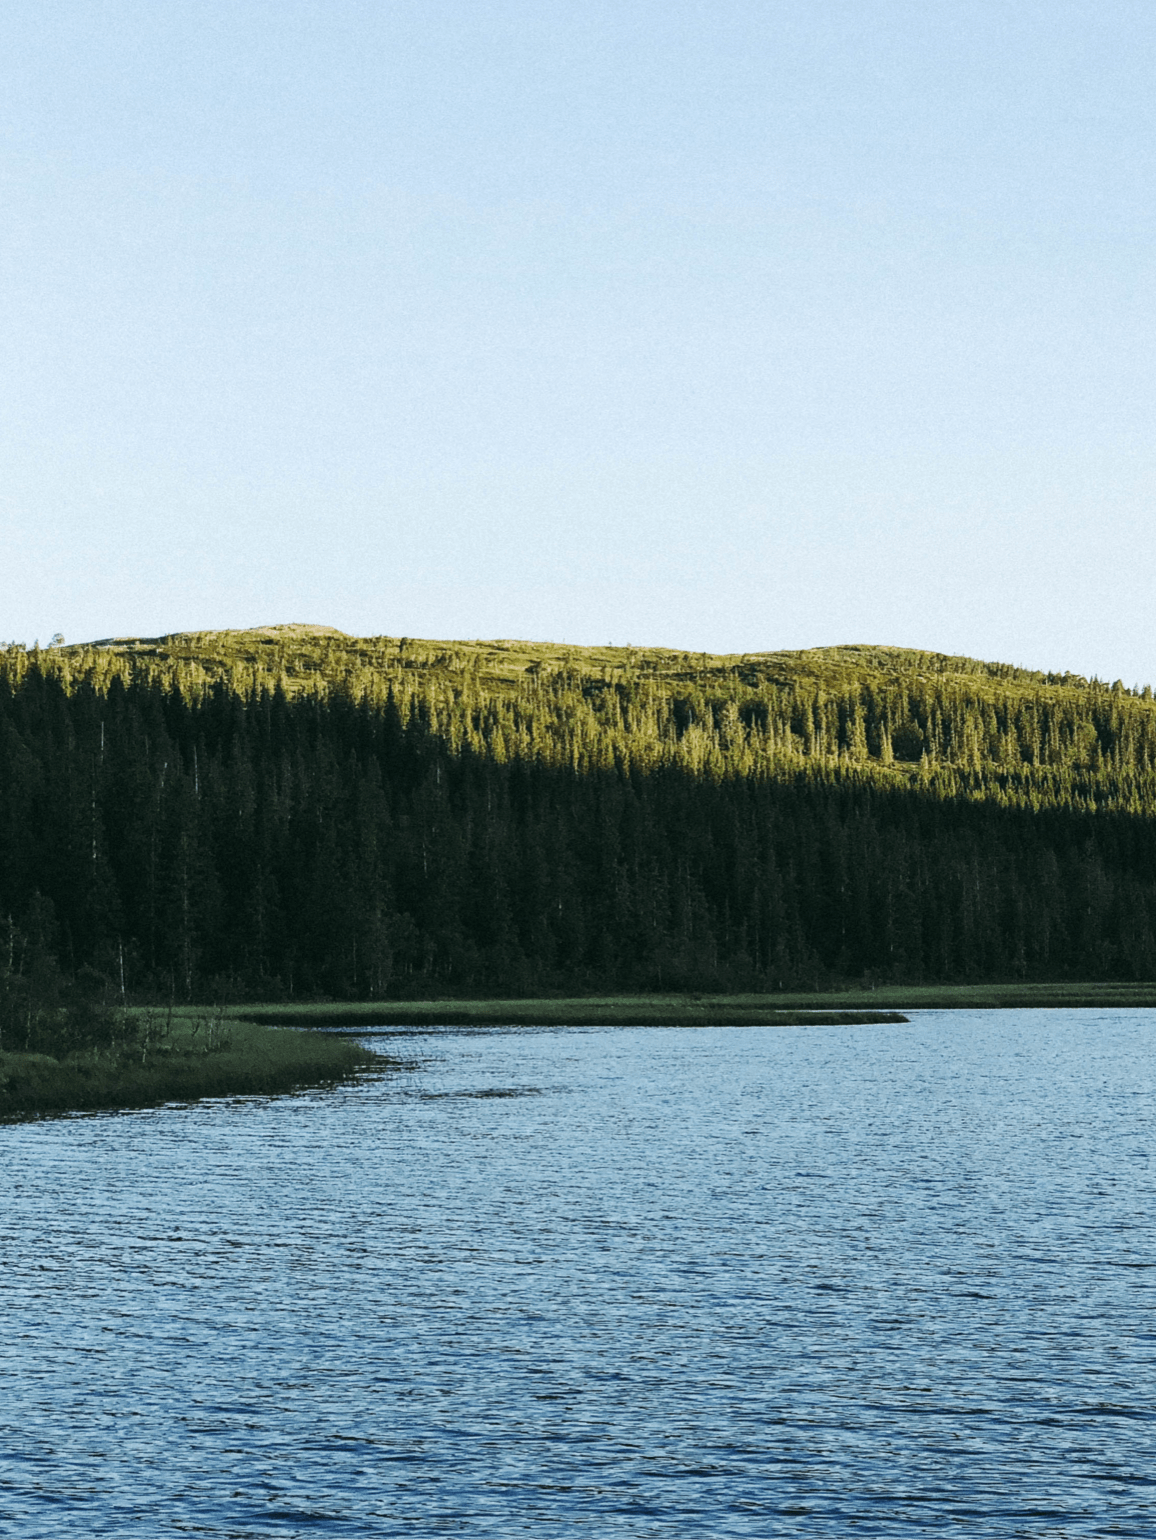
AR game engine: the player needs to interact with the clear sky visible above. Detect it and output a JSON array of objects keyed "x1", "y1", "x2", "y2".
[{"x1": 2, "y1": 1, "x2": 1154, "y2": 681}]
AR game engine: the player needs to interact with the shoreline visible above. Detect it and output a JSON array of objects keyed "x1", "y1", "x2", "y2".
[
  {"x1": 235, "y1": 981, "x2": 1156, "y2": 1030},
  {"x1": 8, "y1": 982, "x2": 1152, "y2": 1121},
  {"x1": 239, "y1": 1001, "x2": 908, "y2": 1030},
  {"x1": 0, "y1": 1018, "x2": 386, "y2": 1124}
]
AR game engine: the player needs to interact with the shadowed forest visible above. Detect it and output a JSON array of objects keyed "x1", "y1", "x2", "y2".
[{"x1": 3, "y1": 624, "x2": 1156, "y2": 1008}]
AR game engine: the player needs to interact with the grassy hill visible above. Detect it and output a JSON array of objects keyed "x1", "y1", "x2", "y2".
[
  {"x1": 10, "y1": 624, "x2": 1156, "y2": 816},
  {"x1": 50, "y1": 624, "x2": 1137, "y2": 703}
]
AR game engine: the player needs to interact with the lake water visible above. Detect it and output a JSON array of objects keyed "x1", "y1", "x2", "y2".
[{"x1": 2, "y1": 1010, "x2": 1154, "y2": 1537}]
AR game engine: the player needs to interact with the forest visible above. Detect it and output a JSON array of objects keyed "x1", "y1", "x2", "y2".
[{"x1": 2, "y1": 623, "x2": 1156, "y2": 1006}]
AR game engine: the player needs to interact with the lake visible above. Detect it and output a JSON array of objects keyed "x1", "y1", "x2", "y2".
[{"x1": 2, "y1": 1010, "x2": 1154, "y2": 1536}]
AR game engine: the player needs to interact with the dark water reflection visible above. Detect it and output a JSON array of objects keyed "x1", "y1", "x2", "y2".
[{"x1": 3, "y1": 1010, "x2": 1154, "y2": 1536}]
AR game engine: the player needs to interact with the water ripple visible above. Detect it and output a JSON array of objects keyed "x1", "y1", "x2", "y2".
[{"x1": 1, "y1": 1009, "x2": 1154, "y2": 1535}]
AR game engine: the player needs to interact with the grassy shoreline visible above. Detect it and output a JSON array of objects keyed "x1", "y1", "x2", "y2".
[
  {"x1": 237, "y1": 999, "x2": 909, "y2": 1030},
  {"x1": 236, "y1": 980, "x2": 1156, "y2": 1030},
  {"x1": 7, "y1": 981, "x2": 1150, "y2": 1123},
  {"x1": 0, "y1": 1015, "x2": 386, "y2": 1123}
]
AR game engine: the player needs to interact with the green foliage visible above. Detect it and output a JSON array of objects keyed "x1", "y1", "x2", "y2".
[
  {"x1": 7, "y1": 626, "x2": 1156, "y2": 813},
  {"x1": 0, "y1": 1013, "x2": 382, "y2": 1122}
]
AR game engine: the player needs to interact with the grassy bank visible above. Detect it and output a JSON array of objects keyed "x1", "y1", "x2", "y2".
[
  {"x1": 723, "y1": 981, "x2": 1156, "y2": 1011},
  {"x1": 235, "y1": 980, "x2": 1156, "y2": 1031},
  {"x1": 237, "y1": 998, "x2": 909, "y2": 1030},
  {"x1": 0, "y1": 1014, "x2": 385, "y2": 1123}
]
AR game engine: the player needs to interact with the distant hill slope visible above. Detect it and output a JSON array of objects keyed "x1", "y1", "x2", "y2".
[
  {"x1": 51, "y1": 624, "x2": 1135, "y2": 698},
  {"x1": 6, "y1": 625, "x2": 1155, "y2": 816}
]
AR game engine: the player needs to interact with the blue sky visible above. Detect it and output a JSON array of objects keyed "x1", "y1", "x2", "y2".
[{"x1": 2, "y1": 1, "x2": 1154, "y2": 681}]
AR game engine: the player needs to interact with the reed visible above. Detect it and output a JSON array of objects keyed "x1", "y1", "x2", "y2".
[{"x1": 0, "y1": 1010, "x2": 385, "y2": 1122}]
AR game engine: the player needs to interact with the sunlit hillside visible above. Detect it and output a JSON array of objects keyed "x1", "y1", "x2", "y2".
[{"x1": 7, "y1": 624, "x2": 1156, "y2": 815}]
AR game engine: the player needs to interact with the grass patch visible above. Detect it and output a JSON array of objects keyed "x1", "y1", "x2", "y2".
[
  {"x1": 236, "y1": 998, "x2": 908, "y2": 1030},
  {"x1": 718, "y1": 981, "x2": 1156, "y2": 1011},
  {"x1": 235, "y1": 980, "x2": 1156, "y2": 1031},
  {"x1": 0, "y1": 1012, "x2": 386, "y2": 1123}
]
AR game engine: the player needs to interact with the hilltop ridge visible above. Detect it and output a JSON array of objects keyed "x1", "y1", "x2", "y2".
[
  {"x1": 88, "y1": 622, "x2": 350, "y2": 647},
  {"x1": 42, "y1": 624, "x2": 1141, "y2": 701}
]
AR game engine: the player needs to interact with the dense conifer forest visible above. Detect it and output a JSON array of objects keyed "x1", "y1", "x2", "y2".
[{"x1": 3, "y1": 623, "x2": 1156, "y2": 1004}]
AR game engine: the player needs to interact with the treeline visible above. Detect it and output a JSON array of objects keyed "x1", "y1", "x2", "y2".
[{"x1": 2, "y1": 648, "x2": 1156, "y2": 1000}]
